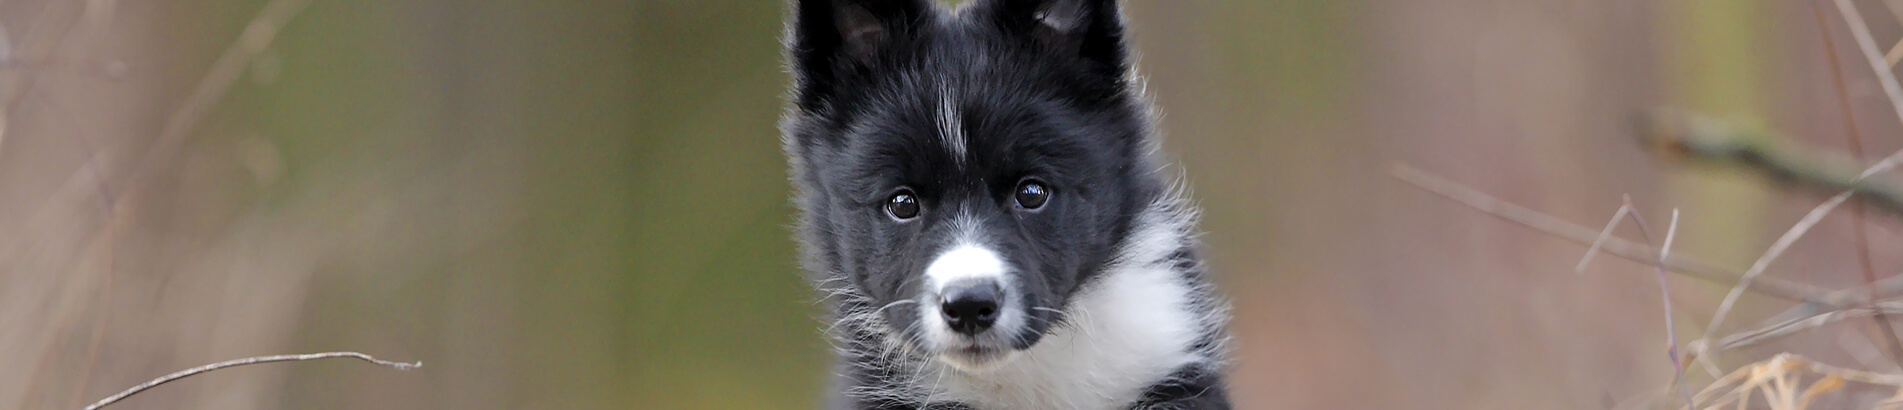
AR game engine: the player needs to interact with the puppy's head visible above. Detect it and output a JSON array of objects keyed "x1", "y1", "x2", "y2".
[{"x1": 784, "y1": 0, "x2": 1158, "y2": 371}]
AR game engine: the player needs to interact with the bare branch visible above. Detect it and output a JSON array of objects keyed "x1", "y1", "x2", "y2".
[
  {"x1": 1810, "y1": 0, "x2": 1903, "y2": 369},
  {"x1": 1700, "y1": 189, "x2": 1853, "y2": 354},
  {"x1": 1636, "y1": 110, "x2": 1903, "y2": 216},
  {"x1": 1692, "y1": 304, "x2": 1903, "y2": 360},
  {"x1": 1636, "y1": 109, "x2": 1903, "y2": 376},
  {"x1": 1832, "y1": 0, "x2": 1903, "y2": 127},
  {"x1": 1683, "y1": 144, "x2": 1903, "y2": 379},
  {"x1": 1574, "y1": 203, "x2": 1632, "y2": 274},
  {"x1": 1570, "y1": 197, "x2": 1689, "y2": 404},
  {"x1": 1635, "y1": 105, "x2": 1903, "y2": 376},
  {"x1": 1392, "y1": 164, "x2": 1839, "y2": 305},
  {"x1": 1625, "y1": 202, "x2": 1693, "y2": 407},
  {"x1": 1644, "y1": 207, "x2": 1692, "y2": 407},
  {"x1": 83, "y1": 352, "x2": 419, "y2": 410}
]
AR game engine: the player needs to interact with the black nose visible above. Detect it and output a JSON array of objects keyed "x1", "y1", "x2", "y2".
[{"x1": 940, "y1": 281, "x2": 1003, "y2": 336}]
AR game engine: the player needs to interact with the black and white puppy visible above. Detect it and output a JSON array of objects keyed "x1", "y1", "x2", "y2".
[{"x1": 781, "y1": 0, "x2": 1231, "y2": 408}]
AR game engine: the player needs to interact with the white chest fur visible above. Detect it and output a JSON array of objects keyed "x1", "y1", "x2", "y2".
[{"x1": 924, "y1": 259, "x2": 1204, "y2": 410}]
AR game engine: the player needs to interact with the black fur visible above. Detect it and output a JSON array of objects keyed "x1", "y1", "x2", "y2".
[{"x1": 782, "y1": 1, "x2": 1230, "y2": 409}]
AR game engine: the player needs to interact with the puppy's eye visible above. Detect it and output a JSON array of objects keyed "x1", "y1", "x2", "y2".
[
  {"x1": 886, "y1": 190, "x2": 921, "y2": 220},
  {"x1": 1015, "y1": 180, "x2": 1050, "y2": 210}
]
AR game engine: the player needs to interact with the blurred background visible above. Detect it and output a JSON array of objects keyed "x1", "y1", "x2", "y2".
[{"x1": 11, "y1": 0, "x2": 1903, "y2": 408}]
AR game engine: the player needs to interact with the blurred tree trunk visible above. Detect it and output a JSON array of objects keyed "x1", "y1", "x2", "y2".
[{"x1": 1664, "y1": 0, "x2": 1777, "y2": 370}]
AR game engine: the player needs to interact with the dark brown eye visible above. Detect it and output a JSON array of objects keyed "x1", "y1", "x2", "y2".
[
  {"x1": 1015, "y1": 180, "x2": 1050, "y2": 210},
  {"x1": 886, "y1": 190, "x2": 921, "y2": 220}
]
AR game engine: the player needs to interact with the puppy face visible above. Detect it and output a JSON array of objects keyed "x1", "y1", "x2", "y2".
[{"x1": 784, "y1": 0, "x2": 1158, "y2": 371}]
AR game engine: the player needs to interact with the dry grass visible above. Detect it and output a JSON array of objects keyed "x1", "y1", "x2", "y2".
[
  {"x1": 1403, "y1": 1, "x2": 1903, "y2": 408},
  {"x1": 1398, "y1": 161, "x2": 1903, "y2": 409},
  {"x1": 1690, "y1": 353, "x2": 1903, "y2": 410}
]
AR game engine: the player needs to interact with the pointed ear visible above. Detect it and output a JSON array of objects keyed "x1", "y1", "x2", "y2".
[
  {"x1": 979, "y1": 0, "x2": 1128, "y2": 77},
  {"x1": 788, "y1": 0, "x2": 933, "y2": 104}
]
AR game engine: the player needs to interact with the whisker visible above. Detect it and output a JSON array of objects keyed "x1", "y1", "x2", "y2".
[
  {"x1": 922, "y1": 358, "x2": 948, "y2": 407},
  {"x1": 1030, "y1": 306, "x2": 1073, "y2": 326},
  {"x1": 871, "y1": 299, "x2": 918, "y2": 317}
]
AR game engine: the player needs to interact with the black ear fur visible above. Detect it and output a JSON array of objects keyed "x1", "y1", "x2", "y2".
[
  {"x1": 788, "y1": 0, "x2": 934, "y2": 106},
  {"x1": 977, "y1": 0, "x2": 1128, "y2": 78}
]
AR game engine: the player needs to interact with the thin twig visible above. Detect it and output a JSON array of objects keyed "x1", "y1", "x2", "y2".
[
  {"x1": 1756, "y1": 282, "x2": 1901, "y2": 338},
  {"x1": 82, "y1": 352, "x2": 419, "y2": 410},
  {"x1": 1630, "y1": 201, "x2": 1693, "y2": 407},
  {"x1": 59, "y1": 2, "x2": 313, "y2": 407},
  {"x1": 1637, "y1": 108, "x2": 1903, "y2": 325},
  {"x1": 1651, "y1": 122, "x2": 1903, "y2": 387},
  {"x1": 1637, "y1": 110, "x2": 1903, "y2": 216},
  {"x1": 1679, "y1": 144, "x2": 1903, "y2": 371},
  {"x1": 1392, "y1": 164, "x2": 1839, "y2": 305},
  {"x1": 1694, "y1": 303, "x2": 1903, "y2": 359},
  {"x1": 1574, "y1": 203, "x2": 1632, "y2": 274},
  {"x1": 1833, "y1": 0, "x2": 1903, "y2": 127},
  {"x1": 1699, "y1": 188, "x2": 1854, "y2": 358},
  {"x1": 1811, "y1": 0, "x2": 1903, "y2": 369},
  {"x1": 1648, "y1": 207, "x2": 1691, "y2": 408},
  {"x1": 1573, "y1": 198, "x2": 1687, "y2": 403},
  {"x1": 1683, "y1": 186, "x2": 1855, "y2": 377}
]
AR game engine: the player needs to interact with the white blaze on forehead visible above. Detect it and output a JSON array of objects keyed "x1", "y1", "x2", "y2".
[
  {"x1": 924, "y1": 245, "x2": 1006, "y2": 292},
  {"x1": 937, "y1": 85, "x2": 967, "y2": 160}
]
